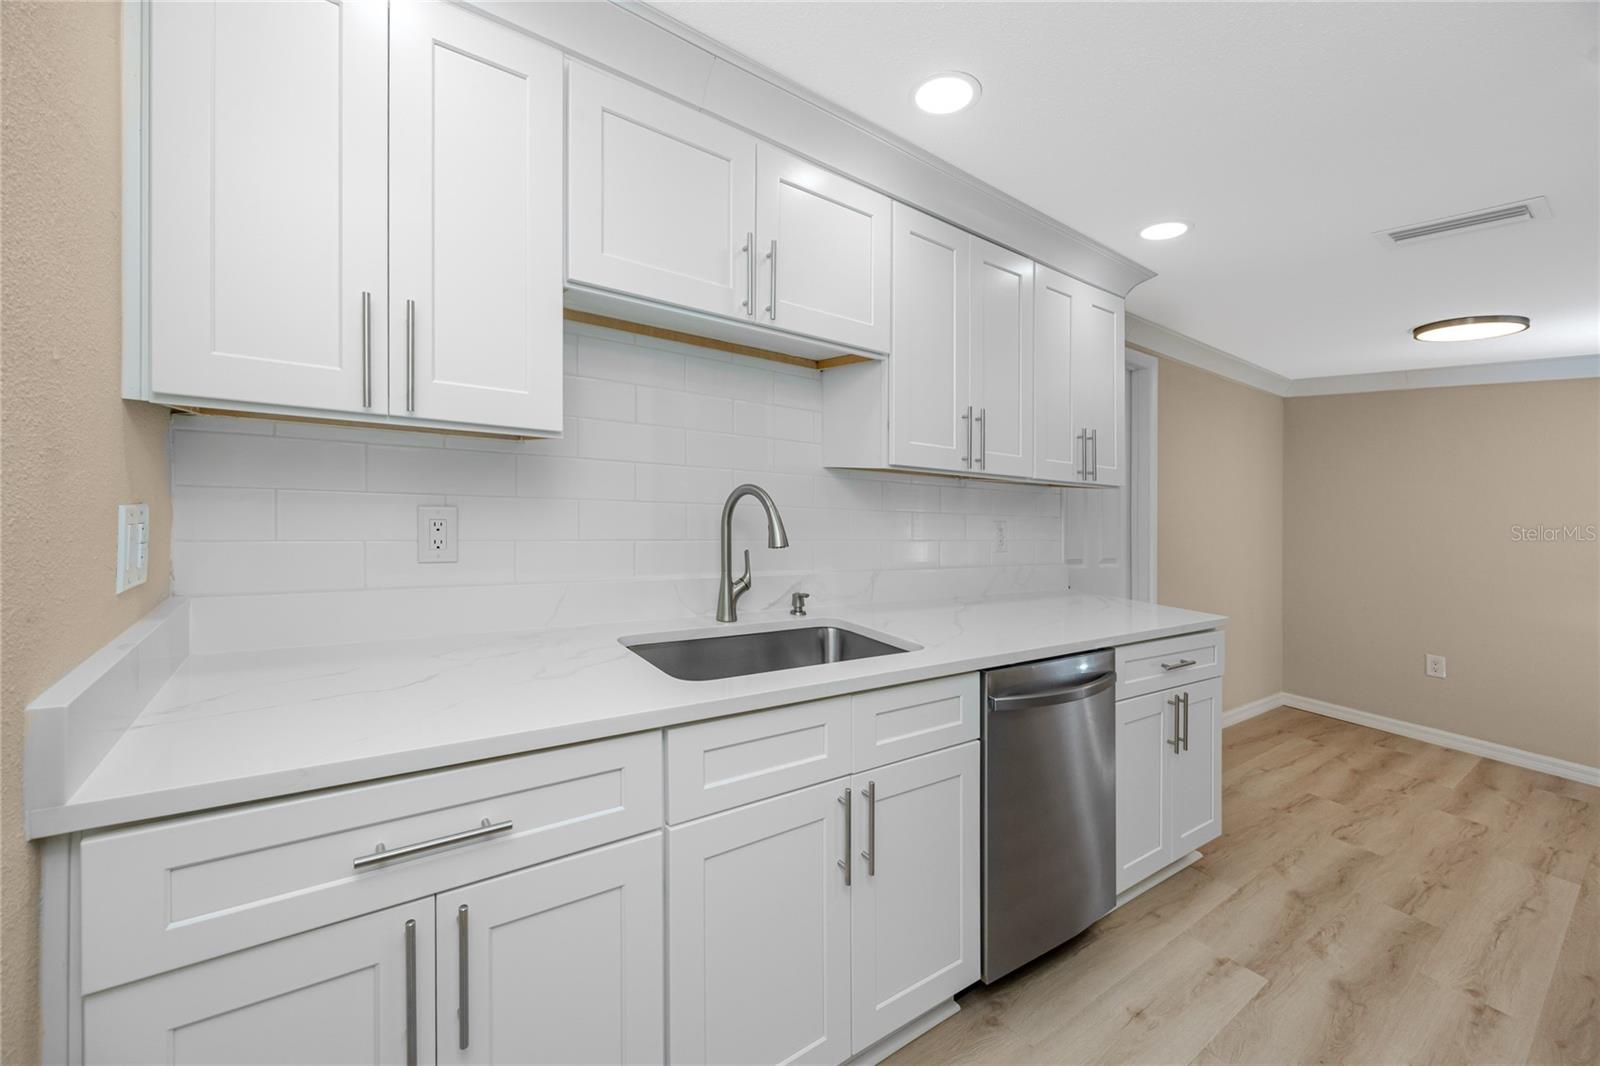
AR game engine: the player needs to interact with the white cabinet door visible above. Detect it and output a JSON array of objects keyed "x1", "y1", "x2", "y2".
[
  {"x1": 1115, "y1": 691, "x2": 1175, "y2": 892},
  {"x1": 756, "y1": 144, "x2": 893, "y2": 353},
  {"x1": 668, "y1": 780, "x2": 852, "y2": 1065},
  {"x1": 889, "y1": 204, "x2": 972, "y2": 473},
  {"x1": 1071, "y1": 281, "x2": 1127, "y2": 487},
  {"x1": 83, "y1": 900, "x2": 434, "y2": 1065},
  {"x1": 1170, "y1": 678, "x2": 1223, "y2": 854},
  {"x1": 850, "y1": 742, "x2": 980, "y2": 1053},
  {"x1": 389, "y1": 2, "x2": 563, "y2": 434},
  {"x1": 1033, "y1": 264, "x2": 1081, "y2": 482},
  {"x1": 147, "y1": 0, "x2": 387, "y2": 413},
  {"x1": 568, "y1": 64, "x2": 758, "y2": 321},
  {"x1": 437, "y1": 834, "x2": 664, "y2": 1066},
  {"x1": 969, "y1": 239, "x2": 1034, "y2": 479}
]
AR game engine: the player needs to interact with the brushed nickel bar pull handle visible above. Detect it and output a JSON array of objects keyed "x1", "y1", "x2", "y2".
[
  {"x1": 405, "y1": 298, "x2": 416, "y2": 413},
  {"x1": 862, "y1": 781, "x2": 876, "y2": 876},
  {"x1": 1077, "y1": 429, "x2": 1088, "y2": 480},
  {"x1": 766, "y1": 239, "x2": 778, "y2": 320},
  {"x1": 975, "y1": 409, "x2": 987, "y2": 470},
  {"x1": 1089, "y1": 429, "x2": 1098, "y2": 481},
  {"x1": 361, "y1": 291, "x2": 372, "y2": 408},
  {"x1": 404, "y1": 918, "x2": 418, "y2": 1066},
  {"x1": 457, "y1": 904, "x2": 470, "y2": 1050},
  {"x1": 1160, "y1": 658, "x2": 1197, "y2": 671},
  {"x1": 1181, "y1": 692, "x2": 1191, "y2": 752},
  {"x1": 353, "y1": 818, "x2": 512, "y2": 870},
  {"x1": 742, "y1": 232, "x2": 755, "y2": 316},
  {"x1": 962, "y1": 406, "x2": 974, "y2": 468},
  {"x1": 1168, "y1": 695, "x2": 1182, "y2": 753},
  {"x1": 838, "y1": 788, "x2": 852, "y2": 886}
]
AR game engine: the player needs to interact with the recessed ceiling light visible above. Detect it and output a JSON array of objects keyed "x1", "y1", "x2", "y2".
[
  {"x1": 1412, "y1": 315, "x2": 1530, "y2": 342},
  {"x1": 1139, "y1": 221, "x2": 1190, "y2": 241},
  {"x1": 914, "y1": 72, "x2": 980, "y2": 115}
]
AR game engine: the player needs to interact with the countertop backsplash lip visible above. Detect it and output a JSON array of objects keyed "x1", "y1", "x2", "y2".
[{"x1": 27, "y1": 590, "x2": 1225, "y2": 839}]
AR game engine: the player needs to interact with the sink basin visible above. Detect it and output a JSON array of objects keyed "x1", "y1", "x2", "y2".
[{"x1": 624, "y1": 624, "x2": 913, "y2": 681}]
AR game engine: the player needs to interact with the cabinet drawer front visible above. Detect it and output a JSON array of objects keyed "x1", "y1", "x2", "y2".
[
  {"x1": 1114, "y1": 630, "x2": 1224, "y2": 699},
  {"x1": 667, "y1": 697, "x2": 853, "y2": 822},
  {"x1": 852, "y1": 674, "x2": 980, "y2": 770},
  {"x1": 80, "y1": 732, "x2": 661, "y2": 994}
]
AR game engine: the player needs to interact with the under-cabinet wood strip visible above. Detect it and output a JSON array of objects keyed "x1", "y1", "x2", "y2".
[{"x1": 563, "y1": 308, "x2": 874, "y2": 370}]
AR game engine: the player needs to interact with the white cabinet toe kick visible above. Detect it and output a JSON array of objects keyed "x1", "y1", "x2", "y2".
[{"x1": 52, "y1": 632, "x2": 1224, "y2": 1065}]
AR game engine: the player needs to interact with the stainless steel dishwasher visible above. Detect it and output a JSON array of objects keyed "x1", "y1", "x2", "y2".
[{"x1": 981, "y1": 649, "x2": 1116, "y2": 983}]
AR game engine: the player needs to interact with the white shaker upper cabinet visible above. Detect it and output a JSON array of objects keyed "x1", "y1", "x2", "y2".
[
  {"x1": 436, "y1": 835, "x2": 664, "y2": 1066},
  {"x1": 568, "y1": 64, "x2": 758, "y2": 321},
  {"x1": 1072, "y1": 279, "x2": 1127, "y2": 487},
  {"x1": 889, "y1": 204, "x2": 973, "y2": 474},
  {"x1": 147, "y1": 0, "x2": 387, "y2": 413},
  {"x1": 1033, "y1": 265, "x2": 1081, "y2": 483},
  {"x1": 969, "y1": 239, "x2": 1035, "y2": 479},
  {"x1": 389, "y1": 2, "x2": 563, "y2": 434},
  {"x1": 756, "y1": 144, "x2": 893, "y2": 354}
]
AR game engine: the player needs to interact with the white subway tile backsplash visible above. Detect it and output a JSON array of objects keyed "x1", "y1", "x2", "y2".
[
  {"x1": 449, "y1": 496, "x2": 581, "y2": 540},
  {"x1": 167, "y1": 325, "x2": 1068, "y2": 603},
  {"x1": 578, "y1": 419, "x2": 685, "y2": 464},
  {"x1": 514, "y1": 540, "x2": 634, "y2": 582},
  {"x1": 175, "y1": 541, "x2": 364, "y2": 595},
  {"x1": 173, "y1": 432, "x2": 365, "y2": 490},
  {"x1": 365, "y1": 540, "x2": 516, "y2": 588},
  {"x1": 517, "y1": 456, "x2": 634, "y2": 500},
  {"x1": 369, "y1": 444, "x2": 516, "y2": 496},
  {"x1": 278, "y1": 491, "x2": 444, "y2": 541},
  {"x1": 173, "y1": 487, "x2": 276, "y2": 541}
]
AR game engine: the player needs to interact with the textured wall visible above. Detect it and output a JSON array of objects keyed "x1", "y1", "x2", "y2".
[
  {"x1": 1155, "y1": 356, "x2": 1286, "y2": 709},
  {"x1": 0, "y1": 4, "x2": 173, "y2": 1058},
  {"x1": 1285, "y1": 379, "x2": 1600, "y2": 765}
]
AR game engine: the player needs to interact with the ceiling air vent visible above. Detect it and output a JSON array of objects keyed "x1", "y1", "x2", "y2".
[{"x1": 1375, "y1": 196, "x2": 1550, "y2": 246}]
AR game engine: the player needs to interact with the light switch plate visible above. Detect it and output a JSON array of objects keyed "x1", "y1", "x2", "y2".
[{"x1": 116, "y1": 503, "x2": 150, "y2": 593}]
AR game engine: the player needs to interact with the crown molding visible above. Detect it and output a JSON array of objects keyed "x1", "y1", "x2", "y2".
[
  {"x1": 1286, "y1": 354, "x2": 1600, "y2": 397},
  {"x1": 1126, "y1": 315, "x2": 1293, "y2": 396}
]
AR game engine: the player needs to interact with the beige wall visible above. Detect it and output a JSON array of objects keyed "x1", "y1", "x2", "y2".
[
  {"x1": 1154, "y1": 355, "x2": 1286, "y2": 710},
  {"x1": 1284, "y1": 379, "x2": 1600, "y2": 767},
  {"x1": 1, "y1": 3, "x2": 173, "y2": 1058}
]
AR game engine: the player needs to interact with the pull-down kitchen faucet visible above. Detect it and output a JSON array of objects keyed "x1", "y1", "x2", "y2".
[{"x1": 716, "y1": 484, "x2": 789, "y2": 623}]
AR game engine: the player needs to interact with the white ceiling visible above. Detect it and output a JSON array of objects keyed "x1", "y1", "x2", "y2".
[{"x1": 651, "y1": 1, "x2": 1600, "y2": 380}]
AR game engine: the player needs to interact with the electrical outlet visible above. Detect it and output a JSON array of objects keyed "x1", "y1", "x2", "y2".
[
  {"x1": 417, "y1": 505, "x2": 458, "y2": 563},
  {"x1": 1425, "y1": 654, "x2": 1447, "y2": 679},
  {"x1": 993, "y1": 519, "x2": 1008, "y2": 554},
  {"x1": 115, "y1": 503, "x2": 150, "y2": 593}
]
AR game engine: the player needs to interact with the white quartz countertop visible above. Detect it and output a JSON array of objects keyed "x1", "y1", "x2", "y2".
[{"x1": 43, "y1": 592, "x2": 1223, "y2": 836}]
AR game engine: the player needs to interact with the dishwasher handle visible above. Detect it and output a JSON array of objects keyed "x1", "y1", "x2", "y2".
[{"x1": 986, "y1": 672, "x2": 1115, "y2": 712}]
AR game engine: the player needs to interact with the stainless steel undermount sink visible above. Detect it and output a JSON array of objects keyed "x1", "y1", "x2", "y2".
[{"x1": 623, "y1": 623, "x2": 915, "y2": 682}]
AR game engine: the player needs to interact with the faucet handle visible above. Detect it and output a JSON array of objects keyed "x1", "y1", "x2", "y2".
[
  {"x1": 739, "y1": 549, "x2": 751, "y2": 589},
  {"x1": 791, "y1": 591, "x2": 810, "y2": 616}
]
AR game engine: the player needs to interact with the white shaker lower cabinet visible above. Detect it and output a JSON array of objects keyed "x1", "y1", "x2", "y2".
[
  {"x1": 1114, "y1": 675, "x2": 1223, "y2": 892},
  {"x1": 849, "y1": 742, "x2": 980, "y2": 1054},
  {"x1": 436, "y1": 834, "x2": 664, "y2": 1065},
  {"x1": 389, "y1": 1, "x2": 564, "y2": 434},
  {"x1": 668, "y1": 780, "x2": 854, "y2": 1066},
  {"x1": 83, "y1": 900, "x2": 436, "y2": 1066}
]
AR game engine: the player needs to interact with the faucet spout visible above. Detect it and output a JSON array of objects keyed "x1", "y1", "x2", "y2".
[{"x1": 717, "y1": 484, "x2": 789, "y2": 623}]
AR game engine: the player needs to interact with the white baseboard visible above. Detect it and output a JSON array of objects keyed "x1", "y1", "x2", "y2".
[
  {"x1": 1221, "y1": 692, "x2": 1289, "y2": 729},
  {"x1": 1274, "y1": 692, "x2": 1600, "y2": 789}
]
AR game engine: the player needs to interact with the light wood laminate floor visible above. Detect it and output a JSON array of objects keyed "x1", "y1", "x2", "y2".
[{"x1": 890, "y1": 707, "x2": 1600, "y2": 1066}]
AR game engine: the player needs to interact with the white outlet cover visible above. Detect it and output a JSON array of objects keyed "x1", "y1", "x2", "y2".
[
  {"x1": 417, "y1": 505, "x2": 458, "y2": 563},
  {"x1": 1425, "y1": 654, "x2": 1447, "y2": 679},
  {"x1": 116, "y1": 503, "x2": 150, "y2": 593}
]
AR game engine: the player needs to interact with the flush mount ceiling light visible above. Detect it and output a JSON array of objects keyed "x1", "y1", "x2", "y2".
[
  {"x1": 1139, "y1": 221, "x2": 1190, "y2": 241},
  {"x1": 914, "y1": 72, "x2": 980, "y2": 115},
  {"x1": 1412, "y1": 315, "x2": 1530, "y2": 342}
]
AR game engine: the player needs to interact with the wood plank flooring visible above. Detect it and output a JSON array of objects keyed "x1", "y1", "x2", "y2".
[{"x1": 889, "y1": 708, "x2": 1600, "y2": 1065}]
